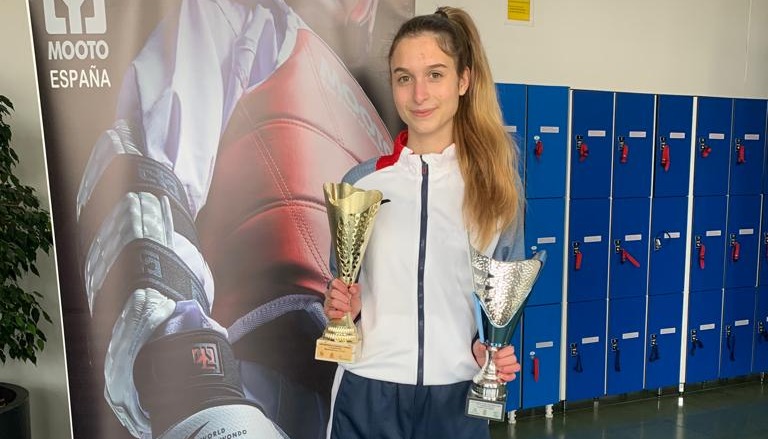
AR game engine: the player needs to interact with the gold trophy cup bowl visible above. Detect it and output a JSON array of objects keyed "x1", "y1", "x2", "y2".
[{"x1": 315, "y1": 182, "x2": 384, "y2": 363}]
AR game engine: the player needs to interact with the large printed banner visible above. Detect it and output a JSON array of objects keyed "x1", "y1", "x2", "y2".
[{"x1": 27, "y1": 1, "x2": 412, "y2": 438}]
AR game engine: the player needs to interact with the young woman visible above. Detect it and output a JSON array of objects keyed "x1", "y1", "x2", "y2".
[{"x1": 324, "y1": 7, "x2": 525, "y2": 439}]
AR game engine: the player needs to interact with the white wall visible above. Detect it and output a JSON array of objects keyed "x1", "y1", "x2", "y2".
[
  {"x1": 0, "y1": 2, "x2": 72, "y2": 439},
  {"x1": 417, "y1": 0, "x2": 768, "y2": 98}
]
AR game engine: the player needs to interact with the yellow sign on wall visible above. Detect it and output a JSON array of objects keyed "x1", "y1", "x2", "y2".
[{"x1": 508, "y1": 0, "x2": 532, "y2": 22}]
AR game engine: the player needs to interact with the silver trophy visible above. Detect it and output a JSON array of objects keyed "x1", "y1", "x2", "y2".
[{"x1": 465, "y1": 246, "x2": 545, "y2": 421}]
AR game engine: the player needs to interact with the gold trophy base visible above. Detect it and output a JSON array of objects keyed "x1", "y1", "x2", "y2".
[
  {"x1": 465, "y1": 396, "x2": 505, "y2": 421},
  {"x1": 315, "y1": 338, "x2": 360, "y2": 363}
]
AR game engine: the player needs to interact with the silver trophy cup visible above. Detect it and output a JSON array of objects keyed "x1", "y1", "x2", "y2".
[{"x1": 465, "y1": 246, "x2": 545, "y2": 421}]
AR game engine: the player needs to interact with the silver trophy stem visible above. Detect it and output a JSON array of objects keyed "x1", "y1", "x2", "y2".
[{"x1": 470, "y1": 346, "x2": 506, "y2": 401}]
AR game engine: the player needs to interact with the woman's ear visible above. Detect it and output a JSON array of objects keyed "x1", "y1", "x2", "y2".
[{"x1": 459, "y1": 67, "x2": 470, "y2": 96}]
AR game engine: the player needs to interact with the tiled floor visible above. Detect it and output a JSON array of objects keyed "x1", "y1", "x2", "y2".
[{"x1": 491, "y1": 378, "x2": 768, "y2": 438}]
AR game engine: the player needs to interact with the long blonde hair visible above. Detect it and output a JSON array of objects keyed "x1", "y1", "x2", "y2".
[{"x1": 389, "y1": 7, "x2": 522, "y2": 249}]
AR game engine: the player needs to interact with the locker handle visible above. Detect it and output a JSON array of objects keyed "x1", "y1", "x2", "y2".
[
  {"x1": 699, "y1": 137, "x2": 711, "y2": 158},
  {"x1": 570, "y1": 343, "x2": 583, "y2": 373},
  {"x1": 576, "y1": 135, "x2": 589, "y2": 162},
  {"x1": 735, "y1": 138, "x2": 745, "y2": 164},
  {"x1": 725, "y1": 325, "x2": 735, "y2": 362},
  {"x1": 659, "y1": 137, "x2": 670, "y2": 172},
  {"x1": 648, "y1": 334, "x2": 660, "y2": 362},
  {"x1": 759, "y1": 321, "x2": 768, "y2": 341},
  {"x1": 690, "y1": 329, "x2": 704, "y2": 356},
  {"x1": 618, "y1": 137, "x2": 629, "y2": 164},
  {"x1": 611, "y1": 338, "x2": 621, "y2": 372},
  {"x1": 696, "y1": 237, "x2": 706, "y2": 270},
  {"x1": 764, "y1": 233, "x2": 768, "y2": 261},
  {"x1": 534, "y1": 135, "x2": 544, "y2": 160},
  {"x1": 532, "y1": 355, "x2": 540, "y2": 382},
  {"x1": 572, "y1": 242, "x2": 582, "y2": 271},
  {"x1": 730, "y1": 235, "x2": 740, "y2": 262}
]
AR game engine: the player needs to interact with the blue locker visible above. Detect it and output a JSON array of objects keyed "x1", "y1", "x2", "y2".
[
  {"x1": 654, "y1": 95, "x2": 694, "y2": 197},
  {"x1": 755, "y1": 286, "x2": 768, "y2": 372},
  {"x1": 609, "y1": 198, "x2": 650, "y2": 298},
  {"x1": 720, "y1": 288, "x2": 756, "y2": 378},
  {"x1": 724, "y1": 195, "x2": 761, "y2": 289},
  {"x1": 686, "y1": 290, "x2": 723, "y2": 384},
  {"x1": 690, "y1": 196, "x2": 727, "y2": 292},
  {"x1": 571, "y1": 90, "x2": 614, "y2": 199},
  {"x1": 504, "y1": 322, "x2": 523, "y2": 412},
  {"x1": 496, "y1": 83, "x2": 527, "y2": 179},
  {"x1": 525, "y1": 198, "x2": 565, "y2": 306},
  {"x1": 606, "y1": 296, "x2": 646, "y2": 395},
  {"x1": 566, "y1": 300, "x2": 606, "y2": 402},
  {"x1": 613, "y1": 92, "x2": 654, "y2": 199},
  {"x1": 761, "y1": 195, "x2": 768, "y2": 287},
  {"x1": 645, "y1": 293, "x2": 683, "y2": 390},
  {"x1": 694, "y1": 97, "x2": 732, "y2": 196},
  {"x1": 649, "y1": 197, "x2": 688, "y2": 295},
  {"x1": 521, "y1": 304, "x2": 561, "y2": 409},
  {"x1": 729, "y1": 99, "x2": 767, "y2": 195},
  {"x1": 568, "y1": 199, "x2": 610, "y2": 302},
  {"x1": 526, "y1": 85, "x2": 569, "y2": 199}
]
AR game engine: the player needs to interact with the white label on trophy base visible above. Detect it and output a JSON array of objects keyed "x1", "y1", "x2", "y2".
[
  {"x1": 708, "y1": 133, "x2": 725, "y2": 140},
  {"x1": 536, "y1": 341, "x2": 554, "y2": 349},
  {"x1": 735, "y1": 319, "x2": 750, "y2": 327},
  {"x1": 622, "y1": 332, "x2": 640, "y2": 340},
  {"x1": 466, "y1": 397, "x2": 505, "y2": 421},
  {"x1": 706, "y1": 230, "x2": 722, "y2": 237},
  {"x1": 660, "y1": 327, "x2": 676, "y2": 335},
  {"x1": 629, "y1": 131, "x2": 647, "y2": 138},
  {"x1": 315, "y1": 338, "x2": 359, "y2": 364},
  {"x1": 540, "y1": 126, "x2": 560, "y2": 134},
  {"x1": 537, "y1": 237, "x2": 556, "y2": 244},
  {"x1": 584, "y1": 235, "x2": 602, "y2": 243},
  {"x1": 582, "y1": 336, "x2": 600, "y2": 344},
  {"x1": 700, "y1": 323, "x2": 716, "y2": 331}
]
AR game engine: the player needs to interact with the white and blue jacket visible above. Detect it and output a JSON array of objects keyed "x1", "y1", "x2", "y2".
[{"x1": 334, "y1": 131, "x2": 524, "y2": 386}]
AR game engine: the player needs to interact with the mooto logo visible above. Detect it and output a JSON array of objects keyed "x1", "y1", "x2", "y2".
[{"x1": 43, "y1": 0, "x2": 106, "y2": 35}]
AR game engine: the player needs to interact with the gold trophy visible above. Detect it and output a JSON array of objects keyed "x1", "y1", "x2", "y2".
[
  {"x1": 315, "y1": 182, "x2": 385, "y2": 363},
  {"x1": 465, "y1": 246, "x2": 545, "y2": 421}
]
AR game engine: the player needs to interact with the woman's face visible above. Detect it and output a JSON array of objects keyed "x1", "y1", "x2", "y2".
[{"x1": 390, "y1": 32, "x2": 469, "y2": 151}]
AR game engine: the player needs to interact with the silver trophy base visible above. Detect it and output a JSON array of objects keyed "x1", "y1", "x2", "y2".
[{"x1": 465, "y1": 347, "x2": 507, "y2": 421}]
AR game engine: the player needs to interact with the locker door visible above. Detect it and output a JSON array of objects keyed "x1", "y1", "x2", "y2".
[
  {"x1": 724, "y1": 195, "x2": 761, "y2": 289},
  {"x1": 686, "y1": 289, "x2": 723, "y2": 384},
  {"x1": 568, "y1": 199, "x2": 610, "y2": 302},
  {"x1": 496, "y1": 83, "x2": 527, "y2": 179},
  {"x1": 720, "y1": 288, "x2": 756, "y2": 378},
  {"x1": 654, "y1": 95, "x2": 694, "y2": 197},
  {"x1": 694, "y1": 97, "x2": 732, "y2": 196},
  {"x1": 649, "y1": 197, "x2": 688, "y2": 295},
  {"x1": 760, "y1": 195, "x2": 768, "y2": 287},
  {"x1": 521, "y1": 304, "x2": 561, "y2": 409},
  {"x1": 526, "y1": 85, "x2": 569, "y2": 199},
  {"x1": 606, "y1": 297, "x2": 646, "y2": 395},
  {"x1": 525, "y1": 198, "x2": 565, "y2": 306},
  {"x1": 571, "y1": 90, "x2": 614, "y2": 199},
  {"x1": 609, "y1": 198, "x2": 650, "y2": 298},
  {"x1": 613, "y1": 92, "x2": 654, "y2": 199},
  {"x1": 566, "y1": 300, "x2": 606, "y2": 402},
  {"x1": 729, "y1": 99, "x2": 767, "y2": 195},
  {"x1": 645, "y1": 293, "x2": 683, "y2": 390},
  {"x1": 689, "y1": 196, "x2": 727, "y2": 292},
  {"x1": 504, "y1": 323, "x2": 523, "y2": 412},
  {"x1": 754, "y1": 286, "x2": 768, "y2": 372}
]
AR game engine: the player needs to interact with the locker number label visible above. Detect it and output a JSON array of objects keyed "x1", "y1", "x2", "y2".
[
  {"x1": 708, "y1": 133, "x2": 725, "y2": 140},
  {"x1": 744, "y1": 134, "x2": 760, "y2": 141},
  {"x1": 535, "y1": 341, "x2": 554, "y2": 349},
  {"x1": 540, "y1": 126, "x2": 560, "y2": 134},
  {"x1": 628, "y1": 131, "x2": 647, "y2": 138},
  {"x1": 739, "y1": 228, "x2": 754, "y2": 236},
  {"x1": 669, "y1": 132, "x2": 686, "y2": 139},
  {"x1": 582, "y1": 336, "x2": 600, "y2": 344},
  {"x1": 504, "y1": 125, "x2": 518, "y2": 133},
  {"x1": 584, "y1": 235, "x2": 602, "y2": 243},
  {"x1": 660, "y1": 327, "x2": 676, "y2": 335},
  {"x1": 705, "y1": 230, "x2": 722, "y2": 237},
  {"x1": 587, "y1": 130, "x2": 606, "y2": 137},
  {"x1": 537, "y1": 237, "x2": 556, "y2": 244},
  {"x1": 735, "y1": 319, "x2": 750, "y2": 327},
  {"x1": 622, "y1": 332, "x2": 639, "y2": 340},
  {"x1": 625, "y1": 234, "x2": 643, "y2": 242},
  {"x1": 699, "y1": 323, "x2": 716, "y2": 331}
]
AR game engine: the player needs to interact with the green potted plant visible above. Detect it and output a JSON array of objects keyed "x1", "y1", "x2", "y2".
[{"x1": 0, "y1": 94, "x2": 53, "y2": 439}]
